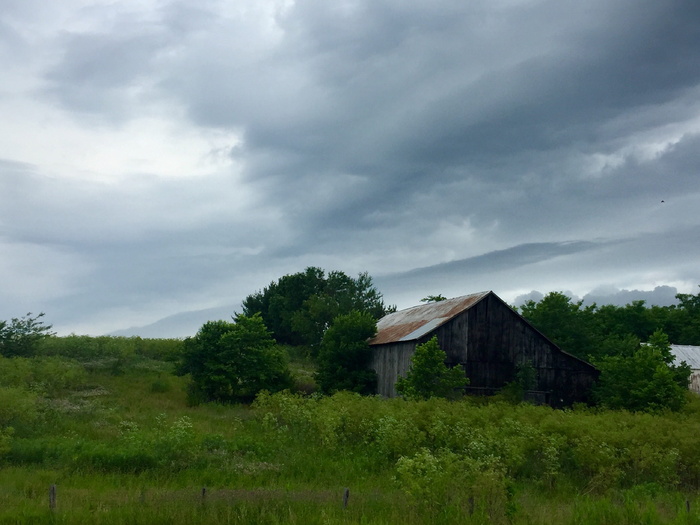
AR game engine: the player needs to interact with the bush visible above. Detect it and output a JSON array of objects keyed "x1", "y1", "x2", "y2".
[
  {"x1": 396, "y1": 336, "x2": 468, "y2": 400},
  {"x1": 594, "y1": 330, "x2": 690, "y2": 411},
  {"x1": 315, "y1": 311, "x2": 378, "y2": 395},
  {"x1": 0, "y1": 386, "x2": 39, "y2": 427},
  {"x1": 395, "y1": 448, "x2": 514, "y2": 521}
]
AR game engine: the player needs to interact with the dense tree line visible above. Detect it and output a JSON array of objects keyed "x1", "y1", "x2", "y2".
[{"x1": 518, "y1": 287, "x2": 700, "y2": 362}]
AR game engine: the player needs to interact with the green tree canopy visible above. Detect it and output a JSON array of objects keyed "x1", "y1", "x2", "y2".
[
  {"x1": 395, "y1": 336, "x2": 468, "y2": 401},
  {"x1": 519, "y1": 292, "x2": 599, "y2": 360},
  {"x1": 519, "y1": 287, "x2": 700, "y2": 361},
  {"x1": 315, "y1": 311, "x2": 378, "y2": 395},
  {"x1": 593, "y1": 330, "x2": 690, "y2": 412},
  {"x1": 177, "y1": 314, "x2": 292, "y2": 403},
  {"x1": 242, "y1": 267, "x2": 394, "y2": 351}
]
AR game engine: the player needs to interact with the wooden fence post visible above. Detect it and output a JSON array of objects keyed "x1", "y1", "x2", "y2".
[
  {"x1": 49, "y1": 485, "x2": 57, "y2": 511},
  {"x1": 342, "y1": 487, "x2": 350, "y2": 509}
]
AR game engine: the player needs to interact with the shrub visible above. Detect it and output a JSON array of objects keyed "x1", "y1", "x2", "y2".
[
  {"x1": 177, "y1": 314, "x2": 293, "y2": 403},
  {"x1": 315, "y1": 311, "x2": 378, "y2": 395},
  {"x1": 396, "y1": 336, "x2": 468, "y2": 400},
  {"x1": 594, "y1": 330, "x2": 690, "y2": 411},
  {"x1": 395, "y1": 448, "x2": 513, "y2": 521},
  {"x1": 0, "y1": 386, "x2": 39, "y2": 427}
]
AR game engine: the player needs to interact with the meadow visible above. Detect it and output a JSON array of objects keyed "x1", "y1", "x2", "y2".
[{"x1": 2, "y1": 336, "x2": 700, "y2": 524}]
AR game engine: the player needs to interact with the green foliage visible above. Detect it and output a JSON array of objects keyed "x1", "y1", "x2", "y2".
[
  {"x1": 519, "y1": 287, "x2": 700, "y2": 361},
  {"x1": 671, "y1": 286, "x2": 700, "y2": 344},
  {"x1": 394, "y1": 448, "x2": 513, "y2": 520},
  {"x1": 150, "y1": 375, "x2": 172, "y2": 393},
  {"x1": 6, "y1": 357, "x2": 700, "y2": 523},
  {"x1": 0, "y1": 426, "x2": 12, "y2": 458},
  {"x1": 0, "y1": 312, "x2": 55, "y2": 357},
  {"x1": 177, "y1": 314, "x2": 293, "y2": 403},
  {"x1": 594, "y1": 330, "x2": 691, "y2": 412},
  {"x1": 0, "y1": 355, "x2": 87, "y2": 396},
  {"x1": 519, "y1": 292, "x2": 598, "y2": 359},
  {"x1": 242, "y1": 267, "x2": 394, "y2": 350},
  {"x1": 0, "y1": 385, "x2": 38, "y2": 460},
  {"x1": 0, "y1": 386, "x2": 39, "y2": 427},
  {"x1": 497, "y1": 361, "x2": 538, "y2": 404},
  {"x1": 395, "y1": 336, "x2": 468, "y2": 400},
  {"x1": 254, "y1": 390, "x2": 700, "y2": 496},
  {"x1": 315, "y1": 311, "x2": 378, "y2": 395},
  {"x1": 37, "y1": 334, "x2": 184, "y2": 363},
  {"x1": 420, "y1": 294, "x2": 447, "y2": 303}
]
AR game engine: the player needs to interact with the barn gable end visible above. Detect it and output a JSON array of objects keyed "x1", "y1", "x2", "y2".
[{"x1": 369, "y1": 291, "x2": 598, "y2": 406}]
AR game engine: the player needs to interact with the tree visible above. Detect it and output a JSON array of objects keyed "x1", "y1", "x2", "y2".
[
  {"x1": 177, "y1": 314, "x2": 292, "y2": 403},
  {"x1": 519, "y1": 292, "x2": 599, "y2": 360},
  {"x1": 395, "y1": 336, "x2": 468, "y2": 401},
  {"x1": 593, "y1": 330, "x2": 690, "y2": 412},
  {"x1": 420, "y1": 294, "x2": 447, "y2": 303},
  {"x1": 242, "y1": 267, "x2": 394, "y2": 351},
  {"x1": 315, "y1": 311, "x2": 378, "y2": 395},
  {"x1": 242, "y1": 267, "x2": 326, "y2": 346},
  {"x1": 0, "y1": 312, "x2": 55, "y2": 357},
  {"x1": 669, "y1": 286, "x2": 700, "y2": 344}
]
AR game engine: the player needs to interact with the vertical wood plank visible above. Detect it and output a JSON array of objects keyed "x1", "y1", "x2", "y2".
[{"x1": 49, "y1": 485, "x2": 57, "y2": 511}]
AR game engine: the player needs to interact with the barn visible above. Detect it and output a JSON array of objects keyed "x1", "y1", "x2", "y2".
[
  {"x1": 669, "y1": 344, "x2": 700, "y2": 394},
  {"x1": 369, "y1": 291, "x2": 599, "y2": 407}
]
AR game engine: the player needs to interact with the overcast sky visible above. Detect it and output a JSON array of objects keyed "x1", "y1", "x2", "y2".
[{"x1": 1, "y1": 0, "x2": 699, "y2": 336}]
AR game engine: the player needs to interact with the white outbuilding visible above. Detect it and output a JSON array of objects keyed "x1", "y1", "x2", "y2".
[{"x1": 669, "y1": 345, "x2": 700, "y2": 394}]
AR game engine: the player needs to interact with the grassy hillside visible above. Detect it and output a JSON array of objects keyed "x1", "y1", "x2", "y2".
[{"x1": 2, "y1": 338, "x2": 700, "y2": 524}]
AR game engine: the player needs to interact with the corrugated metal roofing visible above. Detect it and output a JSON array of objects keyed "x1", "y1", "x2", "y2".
[
  {"x1": 670, "y1": 345, "x2": 700, "y2": 370},
  {"x1": 369, "y1": 291, "x2": 490, "y2": 345}
]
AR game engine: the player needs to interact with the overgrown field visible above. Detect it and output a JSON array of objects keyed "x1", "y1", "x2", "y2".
[{"x1": 2, "y1": 337, "x2": 700, "y2": 524}]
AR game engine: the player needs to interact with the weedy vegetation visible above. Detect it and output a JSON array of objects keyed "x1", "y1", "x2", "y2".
[
  {"x1": 2, "y1": 282, "x2": 700, "y2": 523},
  {"x1": 0, "y1": 334, "x2": 699, "y2": 524}
]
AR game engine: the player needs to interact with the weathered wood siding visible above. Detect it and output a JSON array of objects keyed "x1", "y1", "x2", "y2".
[
  {"x1": 689, "y1": 371, "x2": 700, "y2": 394},
  {"x1": 459, "y1": 293, "x2": 597, "y2": 406},
  {"x1": 371, "y1": 292, "x2": 598, "y2": 405},
  {"x1": 370, "y1": 341, "x2": 416, "y2": 397}
]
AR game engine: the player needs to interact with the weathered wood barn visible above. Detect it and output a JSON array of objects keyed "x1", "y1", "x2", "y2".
[{"x1": 369, "y1": 291, "x2": 599, "y2": 407}]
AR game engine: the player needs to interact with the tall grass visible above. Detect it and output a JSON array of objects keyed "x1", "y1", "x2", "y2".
[{"x1": 2, "y1": 335, "x2": 700, "y2": 523}]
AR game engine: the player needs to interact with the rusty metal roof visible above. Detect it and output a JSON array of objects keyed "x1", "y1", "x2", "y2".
[{"x1": 369, "y1": 291, "x2": 491, "y2": 345}]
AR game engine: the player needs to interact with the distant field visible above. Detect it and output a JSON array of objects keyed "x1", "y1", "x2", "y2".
[{"x1": 1, "y1": 336, "x2": 700, "y2": 524}]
